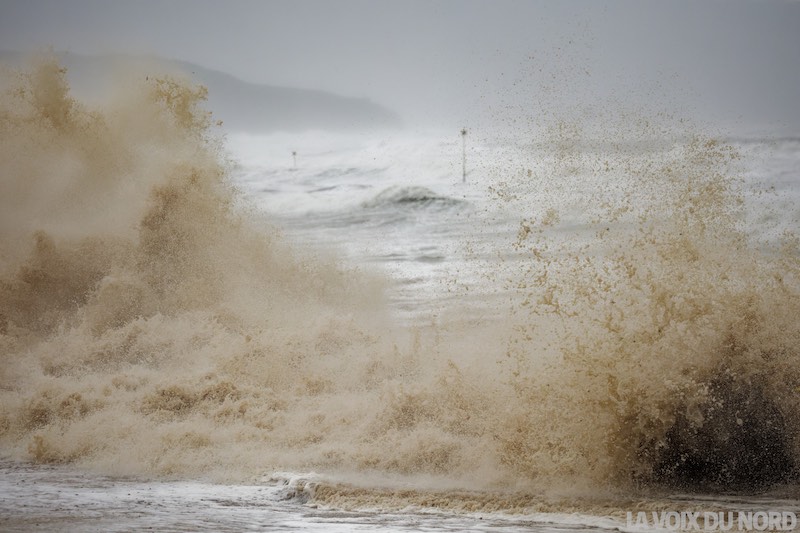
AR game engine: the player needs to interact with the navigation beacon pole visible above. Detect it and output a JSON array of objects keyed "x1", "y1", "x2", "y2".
[{"x1": 461, "y1": 127, "x2": 467, "y2": 182}]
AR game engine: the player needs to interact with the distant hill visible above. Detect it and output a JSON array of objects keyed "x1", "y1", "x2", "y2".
[{"x1": 0, "y1": 51, "x2": 402, "y2": 132}]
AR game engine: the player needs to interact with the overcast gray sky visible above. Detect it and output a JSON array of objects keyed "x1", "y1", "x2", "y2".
[{"x1": 1, "y1": 0, "x2": 799, "y2": 131}]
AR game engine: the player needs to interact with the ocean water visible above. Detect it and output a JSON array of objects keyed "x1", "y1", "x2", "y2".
[{"x1": 1, "y1": 58, "x2": 799, "y2": 531}]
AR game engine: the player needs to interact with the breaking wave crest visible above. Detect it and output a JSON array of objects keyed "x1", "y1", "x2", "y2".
[
  {"x1": 363, "y1": 186, "x2": 463, "y2": 209},
  {"x1": 1, "y1": 57, "x2": 799, "y2": 504}
]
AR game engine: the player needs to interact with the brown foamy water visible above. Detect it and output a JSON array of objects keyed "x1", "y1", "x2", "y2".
[{"x1": 1, "y1": 56, "x2": 799, "y2": 522}]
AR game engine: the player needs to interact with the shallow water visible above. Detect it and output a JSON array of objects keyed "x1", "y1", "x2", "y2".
[
  {"x1": 1, "y1": 461, "x2": 631, "y2": 532},
  {"x1": 2, "y1": 461, "x2": 798, "y2": 532}
]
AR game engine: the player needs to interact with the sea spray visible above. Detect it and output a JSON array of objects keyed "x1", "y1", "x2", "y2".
[
  {"x1": 491, "y1": 121, "x2": 800, "y2": 490},
  {"x1": 1, "y1": 57, "x2": 799, "y2": 507},
  {"x1": 0, "y1": 56, "x2": 400, "y2": 480}
]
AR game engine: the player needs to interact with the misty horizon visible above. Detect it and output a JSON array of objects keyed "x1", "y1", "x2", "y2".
[{"x1": 1, "y1": 0, "x2": 799, "y2": 134}]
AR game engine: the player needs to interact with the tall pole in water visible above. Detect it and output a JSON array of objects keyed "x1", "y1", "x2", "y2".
[
  {"x1": 461, "y1": 127, "x2": 467, "y2": 182},
  {"x1": 292, "y1": 151, "x2": 297, "y2": 169}
]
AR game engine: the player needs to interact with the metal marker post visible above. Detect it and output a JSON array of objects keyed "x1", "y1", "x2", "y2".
[{"x1": 461, "y1": 128, "x2": 467, "y2": 182}]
